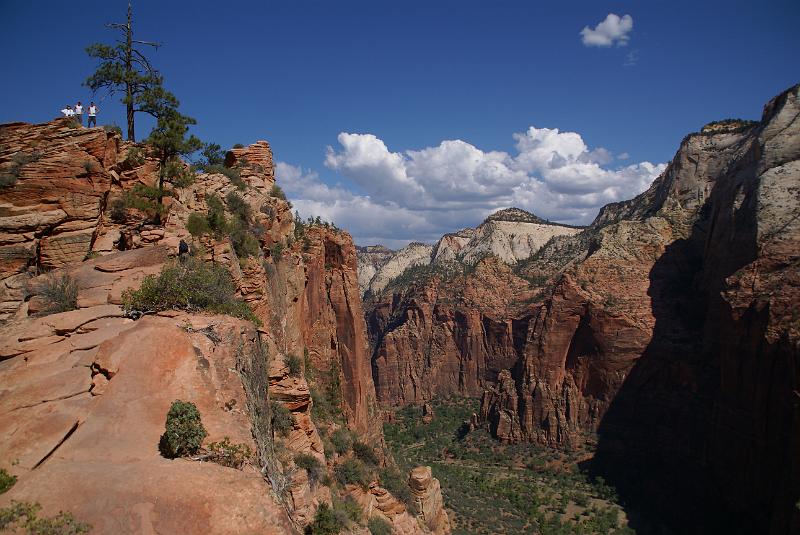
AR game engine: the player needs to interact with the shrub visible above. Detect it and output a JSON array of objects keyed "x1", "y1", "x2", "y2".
[
  {"x1": 199, "y1": 142, "x2": 225, "y2": 168},
  {"x1": 186, "y1": 211, "x2": 210, "y2": 237},
  {"x1": 0, "y1": 501, "x2": 91, "y2": 534},
  {"x1": 334, "y1": 458, "x2": 370, "y2": 488},
  {"x1": 38, "y1": 272, "x2": 78, "y2": 315},
  {"x1": 304, "y1": 503, "x2": 343, "y2": 535},
  {"x1": 204, "y1": 164, "x2": 245, "y2": 189},
  {"x1": 164, "y1": 159, "x2": 195, "y2": 188},
  {"x1": 225, "y1": 191, "x2": 251, "y2": 223},
  {"x1": 379, "y1": 467, "x2": 415, "y2": 513},
  {"x1": 286, "y1": 354, "x2": 302, "y2": 377},
  {"x1": 82, "y1": 160, "x2": 95, "y2": 174},
  {"x1": 123, "y1": 183, "x2": 168, "y2": 218},
  {"x1": 159, "y1": 400, "x2": 207, "y2": 459},
  {"x1": 334, "y1": 495, "x2": 362, "y2": 523},
  {"x1": 0, "y1": 469, "x2": 16, "y2": 494},
  {"x1": 122, "y1": 257, "x2": 259, "y2": 324},
  {"x1": 229, "y1": 219, "x2": 261, "y2": 258},
  {"x1": 270, "y1": 401, "x2": 294, "y2": 437},
  {"x1": 124, "y1": 147, "x2": 146, "y2": 167},
  {"x1": 233, "y1": 143, "x2": 244, "y2": 149},
  {"x1": 1, "y1": 151, "x2": 42, "y2": 188},
  {"x1": 206, "y1": 194, "x2": 228, "y2": 235},
  {"x1": 368, "y1": 517, "x2": 392, "y2": 535},
  {"x1": 330, "y1": 428, "x2": 354, "y2": 455},
  {"x1": 207, "y1": 437, "x2": 252, "y2": 469},
  {"x1": 353, "y1": 442, "x2": 378, "y2": 466},
  {"x1": 103, "y1": 123, "x2": 123, "y2": 136},
  {"x1": 269, "y1": 241, "x2": 284, "y2": 260},
  {"x1": 270, "y1": 184, "x2": 287, "y2": 200},
  {"x1": 109, "y1": 197, "x2": 127, "y2": 223},
  {"x1": 294, "y1": 454, "x2": 324, "y2": 486}
]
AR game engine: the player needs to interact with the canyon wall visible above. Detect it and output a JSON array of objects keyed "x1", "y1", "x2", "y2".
[{"x1": 365, "y1": 85, "x2": 800, "y2": 533}]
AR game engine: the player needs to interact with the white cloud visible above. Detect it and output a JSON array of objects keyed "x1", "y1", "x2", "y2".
[
  {"x1": 580, "y1": 14, "x2": 633, "y2": 47},
  {"x1": 276, "y1": 126, "x2": 665, "y2": 247}
]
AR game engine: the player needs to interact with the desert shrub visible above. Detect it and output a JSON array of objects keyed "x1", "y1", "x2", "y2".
[
  {"x1": 206, "y1": 437, "x2": 252, "y2": 469},
  {"x1": 334, "y1": 458, "x2": 370, "y2": 488},
  {"x1": 103, "y1": 123, "x2": 122, "y2": 136},
  {"x1": 353, "y1": 442, "x2": 378, "y2": 466},
  {"x1": 270, "y1": 184, "x2": 287, "y2": 200},
  {"x1": 270, "y1": 401, "x2": 294, "y2": 437},
  {"x1": 199, "y1": 142, "x2": 225, "y2": 168},
  {"x1": 368, "y1": 517, "x2": 392, "y2": 535},
  {"x1": 1, "y1": 151, "x2": 42, "y2": 188},
  {"x1": 122, "y1": 257, "x2": 258, "y2": 324},
  {"x1": 304, "y1": 503, "x2": 343, "y2": 535},
  {"x1": 206, "y1": 194, "x2": 228, "y2": 235},
  {"x1": 124, "y1": 147, "x2": 146, "y2": 167},
  {"x1": 225, "y1": 191, "x2": 251, "y2": 222},
  {"x1": 38, "y1": 272, "x2": 78, "y2": 315},
  {"x1": 123, "y1": 183, "x2": 169, "y2": 218},
  {"x1": 286, "y1": 354, "x2": 302, "y2": 376},
  {"x1": 0, "y1": 469, "x2": 16, "y2": 494},
  {"x1": 294, "y1": 454, "x2": 324, "y2": 485},
  {"x1": 204, "y1": 164, "x2": 245, "y2": 189},
  {"x1": 269, "y1": 241, "x2": 284, "y2": 260},
  {"x1": 164, "y1": 159, "x2": 195, "y2": 188},
  {"x1": 330, "y1": 428, "x2": 354, "y2": 455},
  {"x1": 232, "y1": 143, "x2": 244, "y2": 149},
  {"x1": 186, "y1": 211, "x2": 210, "y2": 237},
  {"x1": 159, "y1": 400, "x2": 207, "y2": 459},
  {"x1": 0, "y1": 501, "x2": 91, "y2": 534},
  {"x1": 109, "y1": 197, "x2": 127, "y2": 223},
  {"x1": 82, "y1": 160, "x2": 96, "y2": 174},
  {"x1": 228, "y1": 218, "x2": 261, "y2": 258},
  {"x1": 334, "y1": 495, "x2": 362, "y2": 523}
]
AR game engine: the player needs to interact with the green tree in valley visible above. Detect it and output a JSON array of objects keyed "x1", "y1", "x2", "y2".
[{"x1": 84, "y1": 3, "x2": 162, "y2": 141}]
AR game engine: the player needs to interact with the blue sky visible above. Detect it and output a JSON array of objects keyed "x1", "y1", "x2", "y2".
[{"x1": 1, "y1": 1, "x2": 797, "y2": 247}]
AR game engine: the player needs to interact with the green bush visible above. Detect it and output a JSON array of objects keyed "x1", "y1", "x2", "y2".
[
  {"x1": 103, "y1": 123, "x2": 123, "y2": 136},
  {"x1": 334, "y1": 495, "x2": 362, "y2": 523},
  {"x1": 368, "y1": 517, "x2": 392, "y2": 535},
  {"x1": 270, "y1": 401, "x2": 295, "y2": 437},
  {"x1": 207, "y1": 437, "x2": 252, "y2": 469},
  {"x1": 0, "y1": 468, "x2": 16, "y2": 494},
  {"x1": 1, "y1": 151, "x2": 42, "y2": 188},
  {"x1": 270, "y1": 184, "x2": 287, "y2": 200},
  {"x1": 122, "y1": 257, "x2": 259, "y2": 324},
  {"x1": 199, "y1": 142, "x2": 225, "y2": 168},
  {"x1": 294, "y1": 453, "x2": 324, "y2": 486},
  {"x1": 353, "y1": 442, "x2": 378, "y2": 466},
  {"x1": 334, "y1": 458, "x2": 370, "y2": 488},
  {"x1": 0, "y1": 501, "x2": 91, "y2": 534},
  {"x1": 124, "y1": 147, "x2": 146, "y2": 167},
  {"x1": 225, "y1": 191, "x2": 251, "y2": 223},
  {"x1": 286, "y1": 354, "x2": 302, "y2": 377},
  {"x1": 159, "y1": 400, "x2": 207, "y2": 459},
  {"x1": 206, "y1": 194, "x2": 228, "y2": 236},
  {"x1": 229, "y1": 218, "x2": 261, "y2": 258},
  {"x1": 38, "y1": 272, "x2": 78, "y2": 315},
  {"x1": 186, "y1": 211, "x2": 210, "y2": 237},
  {"x1": 270, "y1": 241, "x2": 284, "y2": 260},
  {"x1": 204, "y1": 164, "x2": 245, "y2": 189},
  {"x1": 379, "y1": 467, "x2": 415, "y2": 513},
  {"x1": 330, "y1": 428, "x2": 354, "y2": 455},
  {"x1": 109, "y1": 197, "x2": 127, "y2": 223},
  {"x1": 232, "y1": 143, "x2": 244, "y2": 149},
  {"x1": 304, "y1": 503, "x2": 343, "y2": 535}
]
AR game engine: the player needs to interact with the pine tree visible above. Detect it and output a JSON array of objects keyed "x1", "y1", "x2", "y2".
[{"x1": 84, "y1": 3, "x2": 162, "y2": 141}]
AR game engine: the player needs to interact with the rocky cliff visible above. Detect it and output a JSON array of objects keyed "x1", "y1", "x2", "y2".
[
  {"x1": 0, "y1": 120, "x2": 449, "y2": 533},
  {"x1": 365, "y1": 85, "x2": 800, "y2": 534}
]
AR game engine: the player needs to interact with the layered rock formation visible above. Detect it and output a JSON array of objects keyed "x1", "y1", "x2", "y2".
[
  {"x1": 0, "y1": 120, "x2": 442, "y2": 533},
  {"x1": 365, "y1": 85, "x2": 800, "y2": 533}
]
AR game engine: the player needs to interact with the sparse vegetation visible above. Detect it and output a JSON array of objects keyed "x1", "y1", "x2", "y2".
[
  {"x1": 304, "y1": 502, "x2": 344, "y2": 535},
  {"x1": 334, "y1": 457, "x2": 370, "y2": 488},
  {"x1": 384, "y1": 398, "x2": 634, "y2": 535},
  {"x1": 103, "y1": 123, "x2": 123, "y2": 136},
  {"x1": 368, "y1": 517, "x2": 392, "y2": 535},
  {"x1": 0, "y1": 501, "x2": 91, "y2": 534},
  {"x1": 159, "y1": 400, "x2": 208, "y2": 459},
  {"x1": 330, "y1": 428, "x2": 354, "y2": 455},
  {"x1": 206, "y1": 437, "x2": 252, "y2": 469},
  {"x1": 270, "y1": 401, "x2": 295, "y2": 437},
  {"x1": 38, "y1": 272, "x2": 78, "y2": 315},
  {"x1": 294, "y1": 454, "x2": 324, "y2": 486},
  {"x1": 122, "y1": 257, "x2": 259, "y2": 324},
  {"x1": 0, "y1": 151, "x2": 42, "y2": 187},
  {"x1": 270, "y1": 184, "x2": 287, "y2": 200},
  {"x1": 0, "y1": 468, "x2": 16, "y2": 494},
  {"x1": 286, "y1": 354, "x2": 302, "y2": 377},
  {"x1": 123, "y1": 146, "x2": 146, "y2": 167},
  {"x1": 353, "y1": 441, "x2": 378, "y2": 466},
  {"x1": 186, "y1": 211, "x2": 211, "y2": 237}
]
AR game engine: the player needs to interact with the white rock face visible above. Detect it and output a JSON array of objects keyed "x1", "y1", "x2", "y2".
[
  {"x1": 459, "y1": 220, "x2": 582, "y2": 265},
  {"x1": 364, "y1": 242, "x2": 433, "y2": 295},
  {"x1": 356, "y1": 208, "x2": 584, "y2": 296}
]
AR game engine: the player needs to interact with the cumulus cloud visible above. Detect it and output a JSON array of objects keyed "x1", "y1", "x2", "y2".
[
  {"x1": 580, "y1": 14, "x2": 633, "y2": 47},
  {"x1": 276, "y1": 126, "x2": 665, "y2": 247}
]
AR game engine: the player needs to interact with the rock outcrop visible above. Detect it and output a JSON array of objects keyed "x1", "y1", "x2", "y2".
[
  {"x1": 0, "y1": 121, "x2": 400, "y2": 533},
  {"x1": 408, "y1": 466, "x2": 451, "y2": 535}
]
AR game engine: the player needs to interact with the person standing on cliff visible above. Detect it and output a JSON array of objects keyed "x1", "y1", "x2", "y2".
[
  {"x1": 74, "y1": 101, "x2": 83, "y2": 125},
  {"x1": 87, "y1": 102, "x2": 98, "y2": 127}
]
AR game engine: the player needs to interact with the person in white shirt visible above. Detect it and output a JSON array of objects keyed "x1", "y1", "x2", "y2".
[
  {"x1": 87, "y1": 102, "x2": 98, "y2": 127},
  {"x1": 61, "y1": 106, "x2": 72, "y2": 117},
  {"x1": 74, "y1": 101, "x2": 83, "y2": 125}
]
